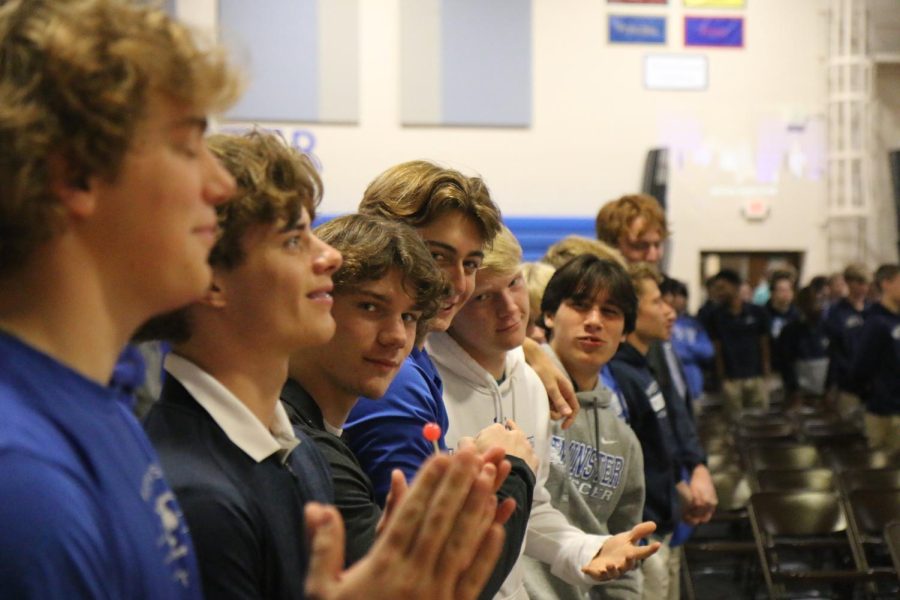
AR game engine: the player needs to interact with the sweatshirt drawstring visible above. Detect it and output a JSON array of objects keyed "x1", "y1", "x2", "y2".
[{"x1": 591, "y1": 399, "x2": 600, "y2": 498}]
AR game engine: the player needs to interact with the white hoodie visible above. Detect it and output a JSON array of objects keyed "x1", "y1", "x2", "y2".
[{"x1": 427, "y1": 332, "x2": 610, "y2": 600}]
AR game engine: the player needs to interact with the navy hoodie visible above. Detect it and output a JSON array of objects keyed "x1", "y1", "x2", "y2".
[{"x1": 608, "y1": 342, "x2": 679, "y2": 534}]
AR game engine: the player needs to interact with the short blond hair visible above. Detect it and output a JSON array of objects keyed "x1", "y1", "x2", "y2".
[
  {"x1": 843, "y1": 262, "x2": 870, "y2": 284},
  {"x1": 628, "y1": 262, "x2": 662, "y2": 296},
  {"x1": 542, "y1": 235, "x2": 626, "y2": 269},
  {"x1": 480, "y1": 225, "x2": 522, "y2": 277},
  {"x1": 0, "y1": 0, "x2": 240, "y2": 277},
  {"x1": 521, "y1": 261, "x2": 556, "y2": 324}
]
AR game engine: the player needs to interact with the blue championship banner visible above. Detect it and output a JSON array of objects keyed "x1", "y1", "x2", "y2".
[
  {"x1": 684, "y1": 16, "x2": 744, "y2": 47},
  {"x1": 609, "y1": 15, "x2": 666, "y2": 44}
]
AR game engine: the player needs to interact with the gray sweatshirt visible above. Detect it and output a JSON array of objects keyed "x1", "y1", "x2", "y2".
[{"x1": 522, "y1": 346, "x2": 646, "y2": 600}]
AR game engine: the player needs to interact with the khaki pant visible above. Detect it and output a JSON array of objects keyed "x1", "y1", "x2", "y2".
[
  {"x1": 836, "y1": 391, "x2": 861, "y2": 418},
  {"x1": 641, "y1": 535, "x2": 680, "y2": 600},
  {"x1": 864, "y1": 413, "x2": 900, "y2": 453},
  {"x1": 722, "y1": 377, "x2": 768, "y2": 421}
]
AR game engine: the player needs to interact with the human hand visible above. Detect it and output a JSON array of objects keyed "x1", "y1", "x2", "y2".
[
  {"x1": 582, "y1": 522, "x2": 661, "y2": 581},
  {"x1": 686, "y1": 464, "x2": 718, "y2": 525},
  {"x1": 474, "y1": 420, "x2": 539, "y2": 474},
  {"x1": 375, "y1": 469, "x2": 408, "y2": 536},
  {"x1": 305, "y1": 449, "x2": 506, "y2": 600},
  {"x1": 522, "y1": 337, "x2": 578, "y2": 428}
]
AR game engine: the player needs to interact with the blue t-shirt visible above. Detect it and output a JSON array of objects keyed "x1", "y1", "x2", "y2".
[
  {"x1": 343, "y1": 346, "x2": 449, "y2": 505},
  {"x1": 0, "y1": 332, "x2": 201, "y2": 599}
]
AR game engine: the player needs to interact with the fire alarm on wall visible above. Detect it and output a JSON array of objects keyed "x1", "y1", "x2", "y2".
[{"x1": 742, "y1": 198, "x2": 770, "y2": 221}]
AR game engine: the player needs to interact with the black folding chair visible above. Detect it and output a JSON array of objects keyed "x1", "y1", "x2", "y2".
[
  {"x1": 755, "y1": 467, "x2": 835, "y2": 493},
  {"x1": 749, "y1": 491, "x2": 887, "y2": 599},
  {"x1": 840, "y1": 468, "x2": 900, "y2": 494}
]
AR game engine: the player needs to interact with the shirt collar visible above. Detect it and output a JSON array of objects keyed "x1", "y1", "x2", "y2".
[{"x1": 165, "y1": 353, "x2": 299, "y2": 464}]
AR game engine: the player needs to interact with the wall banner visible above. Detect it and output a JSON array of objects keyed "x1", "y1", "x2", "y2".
[
  {"x1": 684, "y1": 16, "x2": 744, "y2": 47},
  {"x1": 609, "y1": 15, "x2": 667, "y2": 44}
]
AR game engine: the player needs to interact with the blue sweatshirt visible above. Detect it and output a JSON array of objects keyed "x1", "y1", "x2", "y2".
[
  {"x1": 342, "y1": 344, "x2": 533, "y2": 600},
  {"x1": 849, "y1": 302, "x2": 900, "y2": 416},
  {"x1": 608, "y1": 342, "x2": 679, "y2": 535},
  {"x1": 0, "y1": 332, "x2": 201, "y2": 600},
  {"x1": 671, "y1": 315, "x2": 714, "y2": 400},
  {"x1": 343, "y1": 346, "x2": 449, "y2": 504}
]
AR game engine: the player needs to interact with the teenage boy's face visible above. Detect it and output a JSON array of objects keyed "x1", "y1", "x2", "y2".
[
  {"x1": 449, "y1": 269, "x2": 528, "y2": 367},
  {"x1": 89, "y1": 97, "x2": 235, "y2": 315},
  {"x1": 847, "y1": 278, "x2": 869, "y2": 299},
  {"x1": 216, "y1": 207, "x2": 342, "y2": 353},
  {"x1": 634, "y1": 279, "x2": 675, "y2": 342},
  {"x1": 310, "y1": 268, "x2": 420, "y2": 400},
  {"x1": 771, "y1": 280, "x2": 794, "y2": 306},
  {"x1": 881, "y1": 274, "x2": 900, "y2": 304},
  {"x1": 545, "y1": 288, "x2": 626, "y2": 375},
  {"x1": 416, "y1": 211, "x2": 485, "y2": 332},
  {"x1": 619, "y1": 217, "x2": 664, "y2": 265}
]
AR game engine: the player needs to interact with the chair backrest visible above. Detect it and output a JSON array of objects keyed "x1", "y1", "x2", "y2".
[
  {"x1": 840, "y1": 468, "x2": 900, "y2": 493},
  {"x1": 846, "y1": 489, "x2": 900, "y2": 536},
  {"x1": 827, "y1": 448, "x2": 900, "y2": 472},
  {"x1": 749, "y1": 444, "x2": 822, "y2": 471},
  {"x1": 750, "y1": 491, "x2": 847, "y2": 538},
  {"x1": 756, "y1": 467, "x2": 835, "y2": 493},
  {"x1": 802, "y1": 421, "x2": 866, "y2": 446}
]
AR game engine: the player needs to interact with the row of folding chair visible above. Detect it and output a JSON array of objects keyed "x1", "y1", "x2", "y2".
[
  {"x1": 749, "y1": 489, "x2": 900, "y2": 599},
  {"x1": 685, "y1": 400, "x2": 898, "y2": 598}
]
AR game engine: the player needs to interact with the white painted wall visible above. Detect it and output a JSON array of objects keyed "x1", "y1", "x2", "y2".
[{"x1": 180, "y1": 0, "x2": 847, "y2": 299}]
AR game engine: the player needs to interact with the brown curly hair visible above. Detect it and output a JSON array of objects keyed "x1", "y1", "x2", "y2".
[
  {"x1": 595, "y1": 193, "x2": 668, "y2": 247},
  {"x1": 206, "y1": 131, "x2": 321, "y2": 270},
  {"x1": 0, "y1": 0, "x2": 240, "y2": 277},
  {"x1": 315, "y1": 213, "x2": 450, "y2": 340}
]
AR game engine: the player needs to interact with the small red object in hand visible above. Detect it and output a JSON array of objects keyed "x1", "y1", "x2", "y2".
[{"x1": 422, "y1": 422, "x2": 441, "y2": 454}]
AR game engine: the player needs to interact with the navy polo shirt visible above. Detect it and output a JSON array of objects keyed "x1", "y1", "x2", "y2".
[{"x1": 708, "y1": 302, "x2": 770, "y2": 379}]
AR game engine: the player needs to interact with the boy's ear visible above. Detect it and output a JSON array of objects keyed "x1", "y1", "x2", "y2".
[
  {"x1": 48, "y1": 154, "x2": 94, "y2": 218},
  {"x1": 542, "y1": 311, "x2": 554, "y2": 330},
  {"x1": 203, "y1": 271, "x2": 228, "y2": 308}
]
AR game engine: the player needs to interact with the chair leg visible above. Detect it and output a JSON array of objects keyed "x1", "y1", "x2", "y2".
[{"x1": 680, "y1": 548, "x2": 696, "y2": 600}]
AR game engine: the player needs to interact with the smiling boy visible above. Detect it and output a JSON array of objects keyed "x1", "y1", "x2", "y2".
[
  {"x1": 283, "y1": 213, "x2": 462, "y2": 565},
  {"x1": 140, "y1": 131, "x2": 344, "y2": 599},
  {"x1": 140, "y1": 133, "x2": 512, "y2": 600},
  {"x1": 428, "y1": 232, "x2": 658, "y2": 599}
]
